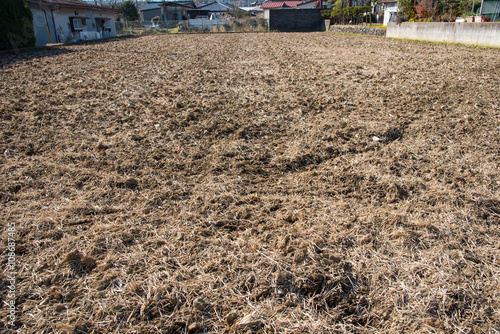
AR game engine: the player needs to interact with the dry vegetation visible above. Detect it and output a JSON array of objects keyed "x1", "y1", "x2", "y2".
[{"x1": 1, "y1": 32, "x2": 499, "y2": 333}]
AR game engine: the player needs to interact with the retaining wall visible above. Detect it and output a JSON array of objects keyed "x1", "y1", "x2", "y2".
[
  {"x1": 387, "y1": 22, "x2": 500, "y2": 47},
  {"x1": 329, "y1": 25, "x2": 386, "y2": 36}
]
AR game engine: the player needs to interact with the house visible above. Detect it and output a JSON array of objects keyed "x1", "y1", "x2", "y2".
[
  {"x1": 142, "y1": 1, "x2": 205, "y2": 21},
  {"x1": 382, "y1": 0, "x2": 398, "y2": 26},
  {"x1": 25, "y1": 0, "x2": 117, "y2": 46},
  {"x1": 159, "y1": 1, "x2": 199, "y2": 20},
  {"x1": 198, "y1": 1, "x2": 234, "y2": 16},
  {"x1": 141, "y1": 1, "x2": 168, "y2": 21}
]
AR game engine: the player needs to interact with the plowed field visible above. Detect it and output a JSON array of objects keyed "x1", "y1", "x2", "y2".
[{"x1": 1, "y1": 32, "x2": 499, "y2": 333}]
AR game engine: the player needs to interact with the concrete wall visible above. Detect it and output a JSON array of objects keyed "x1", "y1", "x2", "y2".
[
  {"x1": 267, "y1": 9, "x2": 323, "y2": 32},
  {"x1": 387, "y1": 22, "x2": 500, "y2": 47}
]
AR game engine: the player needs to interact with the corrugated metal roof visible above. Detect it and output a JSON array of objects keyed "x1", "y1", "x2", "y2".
[{"x1": 240, "y1": 5, "x2": 264, "y2": 11}]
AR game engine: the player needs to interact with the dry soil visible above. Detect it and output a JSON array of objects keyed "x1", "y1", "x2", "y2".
[{"x1": 0, "y1": 32, "x2": 499, "y2": 333}]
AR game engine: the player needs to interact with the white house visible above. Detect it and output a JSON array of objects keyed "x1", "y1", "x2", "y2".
[
  {"x1": 26, "y1": 0, "x2": 117, "y2": 46},
  {"x1": 382, "y1": 0, "x2": 398, "y2": 26}
]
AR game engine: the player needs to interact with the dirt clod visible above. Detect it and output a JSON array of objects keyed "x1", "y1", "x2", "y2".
[
  {"x1": 80, "y1": 256, "x2": 97, "y2": 271},
  {"x1": 226, "y1": 311, "x2": 239, "y2": 325},
  {"x1": 65, "y1": 250, "x2": 82, "y2": 263},
  {"x1": 188, "y1": 322, "x2": 202, "y2": 332},
  {"x1": 193, "y1": 297, "x2": 207, "y2": 311},
  {"x1": 275, "y1": 270, "x2": 287, "y2": 285}
]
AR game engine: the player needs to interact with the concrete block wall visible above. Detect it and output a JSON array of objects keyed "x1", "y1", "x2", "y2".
[
  {"x1": 387, "y1": 22, "x2": 500, "y2": 47},
  {"x1": 268, "y1": 9, "x2": 323, "y2": 32},
  {"x1": 329, "y1": 25, "x2": 386, "y2": 36}
]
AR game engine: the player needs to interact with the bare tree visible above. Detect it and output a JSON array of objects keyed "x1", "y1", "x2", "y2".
[{"x1": 91, "y1": 0, "x2": 124, "y2": 8}]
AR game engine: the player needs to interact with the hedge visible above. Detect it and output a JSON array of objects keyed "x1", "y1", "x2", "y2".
[
  {"x1": 322, "y1": 6, "x2": 374, "y2": 25},
  {"x1": 0, "y1": 0, "x2": 36, "y2": 50}
]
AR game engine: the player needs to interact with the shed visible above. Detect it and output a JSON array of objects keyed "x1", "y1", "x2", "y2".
[{"x1": 141, "y1": 1, "x2": 167, "y2": 21}]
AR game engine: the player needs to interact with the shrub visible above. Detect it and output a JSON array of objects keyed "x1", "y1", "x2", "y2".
[
  {"x1": 415, "y1": 0, "x2": 437, "y2": 19},
  {"x1": 0, "y1": 0, "x2": 36, "y2": 50},
  {"x1": 327, "y1": 6, "x2": 373, "y2": 25},
  {"x1": 257, "y1": 18, "x2": 267, "y2": 28},
  {"x1": 397, "y1": 0, "x2": 415, "y2": 19}
]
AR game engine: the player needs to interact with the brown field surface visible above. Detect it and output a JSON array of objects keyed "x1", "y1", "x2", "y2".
[{"x1": 1, "y1": 32, "x2": 499, "y2": 333}]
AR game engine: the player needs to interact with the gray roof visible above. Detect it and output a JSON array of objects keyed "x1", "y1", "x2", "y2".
[
  {"x1": 141, "y1": 0, "x2": 194, "y2": 11},
  {"x1": 141, "y1": 2, "x2": 164, "y2": 11},
  {"x1": 296, "y1": 0, "x2": 317, "y2": 8},
  {"x1": 198, "y1": 1, "x2": 233, "y2": 11}
]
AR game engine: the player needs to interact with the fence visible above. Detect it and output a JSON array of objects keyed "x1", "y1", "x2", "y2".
[
  {"x1": 188, "y1": 18, "x2": 229, "y2": 30},
  {"x1": 115, "y1": 18, "x2": 268, "y2": 35},
  {"x1": 115, "y1": 20, "x2": 178, "y2": 35}
]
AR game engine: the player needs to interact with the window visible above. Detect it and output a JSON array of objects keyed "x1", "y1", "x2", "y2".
[
  {"x1": 71, "y1": 18, "x2": 87, "y2": 30},
  {"x1": 73, "y1": 19, "x2": 83, "y2": 29}
]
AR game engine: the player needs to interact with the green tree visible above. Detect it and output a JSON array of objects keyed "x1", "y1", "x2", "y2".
[
  {"x1": 119, "y1": 0, "x2": 139, "y2": 21},
  {"x1": 331, "y1": 0, "x2": 344, "y2": 9},
  {"x1": 398, "y1": 0, "x2": 416, "y2": 19},
  {"x1": 0, "y1": 0, "x2": 36, "y2": 50}
]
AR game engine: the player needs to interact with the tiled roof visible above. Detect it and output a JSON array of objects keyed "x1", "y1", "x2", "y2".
[{"x1": 261, "y1": 1, "x2": 304, "y2": 8}]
